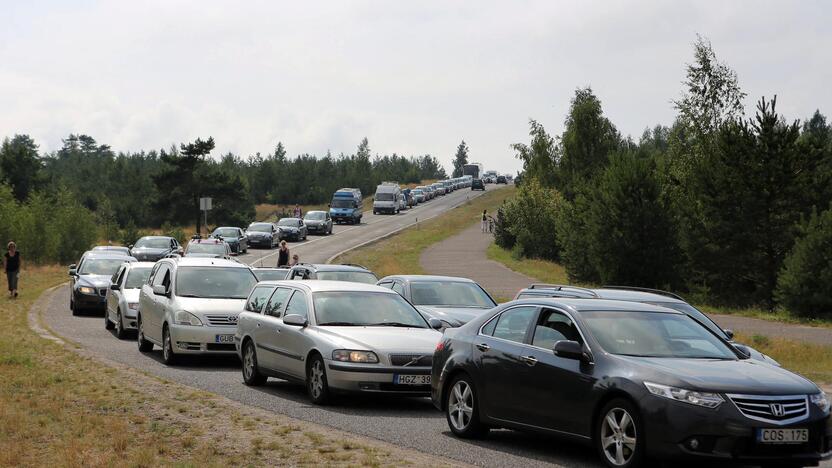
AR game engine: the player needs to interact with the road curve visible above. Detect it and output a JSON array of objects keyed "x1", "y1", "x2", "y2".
[{"x1": 41, "y1": 184, "x2": 604, "y2": 468}]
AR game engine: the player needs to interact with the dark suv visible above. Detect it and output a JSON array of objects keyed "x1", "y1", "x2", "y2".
[
  {"x1": 284, "y1": 263, "x2": 378, "y2": 285},
  {"x1": 471, "y1": 179, "x2": 485, "y2": 191},
  {"x1": 496, "y1": 175, "x2": 507, "y2": 184}
]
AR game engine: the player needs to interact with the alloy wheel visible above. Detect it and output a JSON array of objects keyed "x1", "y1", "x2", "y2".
[
  {"x1": 115, "y1": 310, "x2": 123, "y2": 337},
  {"x1": 309, "y1": 360, "x2": 324, "y2": 399},
  {"x1": 600, "y1": 407, "x2": 637, "y2": 466},
  {"x1": 243, "y1": 344, "x2": 255, "y2": 380},
  {"x1": 448, "y1": 380, "x2": 474, "y2": 431}
]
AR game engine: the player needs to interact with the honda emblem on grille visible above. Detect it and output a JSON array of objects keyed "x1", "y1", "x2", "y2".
[
  {"x1": 770, "y1": 403, "x2": 785, "y2": 417},
  {"x1": 228, "y1": 315, "x2": 238, "y2": 324}
]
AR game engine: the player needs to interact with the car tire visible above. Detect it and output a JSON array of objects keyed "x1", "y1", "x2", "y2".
[
  {"x1": 105, "y1": 310, "x2": 114, "y2": 330},
  {"x1": 162, "y1": 325, "x2": 177, "y2": 366},
  {"x1": 596, "y1": 398, "x2": 645, "y2": 468},
  {"x1": 115, "y1": 308, "x2": 127, "y2": 339},
  {"x1": 242, "y1": 340, "x2": 267, "y2": 386},
  {"x1": 137, "y1": 316, "x2": 153, "y2": 352},
  {"x1": 445, "y1": 374, "x2": 489, "y2": 439},
  {"x1": 306, "y1": 354, "x2": 331, "y2": 405},
  {"x1": 71, "y1": 298, "x2": 79, "y2": 316}
]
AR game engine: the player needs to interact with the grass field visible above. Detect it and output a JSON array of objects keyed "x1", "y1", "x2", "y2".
[
  {"x1": 1, "y1": 266, "x2": 446, "y2": 467},
  {"x1": 335, "y1": 186, "x2": 516, "y2": 277},
  {"x1": 735, "y1": 332, "x2": 832, "y2": 386}
]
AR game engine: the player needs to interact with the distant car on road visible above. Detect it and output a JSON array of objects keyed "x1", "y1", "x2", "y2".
[
  {"x1": 303, "y1": 211, "x2": 333, "y2": 235},
  {"x1": 277, "y1": 217, "x2": 308, "y2": 241},
  {"x1": 92, "y1": 245, "x2": 132, "y2": 256},
  {"x1": 69, "y1": 252, "x2": 136, "y2": 315},
  {"x1": 211, "y1": 226, "x2": 248, "y2": 254},
  {"x1": 129, "y1": 236, "x2": 182, "y2": 262},
  {"x1": 105, "y1": 261, "x2": 154, "y2": 338},
  {"x1": 184, "y1": 238, "x2": 233, "y2": 259},
  {"x1": 377, "y1": 275, "x2": 497, "y2": 329},
  {"x1": 431, "y1": 182, "x2": 446, "y2": 196},
  {"x1": 236, "y1": 281, "x2": 443, "y2": 404},
  {"x1": 285, "y1": 263, "x2": 378, "y2": 285},
  {"x1": 496, "y1": 175, "x2": 507, "y2": 184},
  {"x1": 330, "y1": 188, "x2": 363, "y2": 225},
  {"x1": 137, "y1": 257, "x2": 258, "y2": 365},
  {"x1": 412, "y1": 189, "x2": 425, "y2": 204},
  {"x1": 432, "y1": 298, "x2": 832, "y2": 468},
  {"x1": 252, "y1": 267, "x2": 290, "y2": 281},
  {"x1": 246, "y1": 222, "x2": 281, "y2": 249},
  {"x1": 471, "y1": 179, "x2": 485, "y2": 191}
]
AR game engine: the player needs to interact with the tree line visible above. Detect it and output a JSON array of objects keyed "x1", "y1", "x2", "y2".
[
  {"x1": 495, "y1": 36, "x2": 832, "y2": 318},
  {"x1": 0, "y1": 134, "x2": 448, "y2": 261}
]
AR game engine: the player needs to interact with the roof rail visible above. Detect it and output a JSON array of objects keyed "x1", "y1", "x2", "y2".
[
  {"x1": 601, "y1": 285, "x2": 684, "y2": 301},
  {"x1": 339, "y1": 263, "x2": 369, "y2": 270},
  {"x1": 527, "y1": 284, "x2": 599, "y2": 297}
]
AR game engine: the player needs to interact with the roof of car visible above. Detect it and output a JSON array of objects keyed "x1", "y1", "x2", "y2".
[
  {"x1": 190, "y1": 238, "x2": 224, "y2": 244},
  {"x1": 213, "y1": 226, "x2": 240, "y2": 230},
  {"x1": 516, "y1": 286, "x2": 686, "y2": 304},
  {"x1": 379, "y1": 274, "x2": 478, "y2": 284},
  {"x1": 173, "y1": 257, "x2": 249, "y2": 268},
  {"x1": 127, "y1": 261, "x2": 156, "y2": 269},
  {"x1": 83, "y1": 251, "x2": 136, "y2": 260},
  {"x1": 92, "y1": 245, "x2": 129, "y2": 250},
  {"x1": 137, "y1": 235, "x2": 174, "y2": 240},
  {"x1": 296, "y1": 263, "x2": 372, "y2": 272},
  {"x1": 254, "y1": 280, "x2": 395, "y2": 294},
  {"x1": 510, "y1": 297, "x2": 683, "y2": 314}
]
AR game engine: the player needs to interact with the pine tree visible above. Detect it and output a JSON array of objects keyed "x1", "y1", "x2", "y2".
[{"x1": 452, "y1": 140, "x2": 468, "y2": 177}]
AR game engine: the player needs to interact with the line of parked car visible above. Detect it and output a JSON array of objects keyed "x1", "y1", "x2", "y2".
[
  {"x1": 66, "y1": 245, "x2": 832, "y2": 467},
  {"x1": 373, "y1": 176, "x2": 474, "y2": 215}
]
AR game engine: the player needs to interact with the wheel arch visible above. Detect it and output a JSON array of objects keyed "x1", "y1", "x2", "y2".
[{"x1": 591, "y1": 389, "x2": 641, "y2": 442}]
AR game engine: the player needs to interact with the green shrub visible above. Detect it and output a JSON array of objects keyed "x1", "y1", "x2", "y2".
[
  {"x1": 776, "y1": 207, "x2": 832, "y2": 318},
  {"x1": 504, "y1": 178, "x2": 562, "y2": 261},
  {"x1": 120, "y1": 220, "x2": 140, "y2": 247},
  {"x1": 492, "y1": 204, "x2": 516, "y2": 249}
]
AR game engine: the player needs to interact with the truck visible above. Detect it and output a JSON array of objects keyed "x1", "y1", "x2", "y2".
[
  {"x1": 329, "y1": 188, "x2": 363, "y2": 224},
  {"x1": 372, "y1": 182, "x2": 401, "y2": 215},
  {"x1": 462, "y1": 162, "x2": 484, "y2": 180}
]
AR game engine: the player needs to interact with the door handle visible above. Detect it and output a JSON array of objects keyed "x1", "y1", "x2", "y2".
[
  {"x1": 274, "y1": 328, "x2": 281, "y2": 334},
  {"x1": 521, "y1": 355, "x2": 538, "y2": 366},
  {"x1": 475, "y1": 343, "x2": 490, "y2": 352},
  {"x1": 256, "y1": 322, "x2": 261, "y2": 328}
]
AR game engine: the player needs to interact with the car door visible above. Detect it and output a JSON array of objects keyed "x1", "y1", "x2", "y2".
[
  {"x1": 238, "y1": 228, "x2": 247, "y2": 251},
  {"x1": 523, "y1": 307, "x2": 597, "y2": 435},
  {"x1": 147, "y1": 264, "x2": 171, "y2": 342},
  {"x1": 107, "y1": 265, "x2": 126, "y2": 320},
  {"x1": 254, "y1": 287, "x2": 293, "y2": 371},
  {"x1": 272, "y1": 289, "x2": 312, "y2": 378},
  {"x1": 473, "y1": 305, "x2": 538, "y2": 423}
]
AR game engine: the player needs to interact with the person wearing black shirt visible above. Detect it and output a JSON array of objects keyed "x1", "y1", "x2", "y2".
[
  {"x1": 4, "y1": 241, "x2": 20, "y2": 299},
  {"x1": 277, "y1": 241, "x2": 290, "y2": 267}
]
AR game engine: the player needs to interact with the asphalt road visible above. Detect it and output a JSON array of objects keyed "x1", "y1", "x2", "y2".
[{"x1": 43, "y1": 184, "x2": 606, "y2": 468}]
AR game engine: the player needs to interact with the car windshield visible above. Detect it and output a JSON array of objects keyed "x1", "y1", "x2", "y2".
[
  {"x1": 79, "y1": 258, "x2": 125, "y2": 276},
  {"x1": 582, "y1": 310, "x2": 737, "y2": 360},
  {"x1": 648, "y1": 302, "x2": 727, "y2": 339},
  {"x1": 375, "y1": 192, "x2": 396, "y2": 201},
  {"x1": 305, "y1": 212, "x2": 326, "y2": 220},
  {"x1": 247, "y1": 224, "x2": 272, "y2": 232},
  {"x1": 187, "y1": 243, "x2": 226, "y2": 254},
  {"x1": 213, "y1": 228, "x2": 238, "y2": 237},
  {"x1": 316, "y1": 271, "x2": 378, "y2": 284},
  {"x1": 413, "y1": 190, "x2": 423, "y2": 195},
  {"x1": 254, "y1": 269, "x2": 289, "y2": 281},
  {"x1": 314, "y1": 292, "x2": 427, "y2": 327},
  {"x1": 331, "y1": 199, "x2": 355, "y2": 208},
  {"x1": 125, "y1": 267, "x2": 152, "y2": 289},
  {"x1": 410, "y1": 281, "x2": 496, "y2": 308},
  {"x1": 278, "y1": 218, "x2": 299, "y2": 226},
  {"x1": 176, "y1": 267, "x2": 257, "y2": 299},
  {"x1": 134, "y1": 238, "x2": 170, "y2": 249}
]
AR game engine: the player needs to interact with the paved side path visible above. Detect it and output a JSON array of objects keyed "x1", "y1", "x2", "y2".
[{"x1": 420, "y1": 223, "x2": 832, "y2": 347}]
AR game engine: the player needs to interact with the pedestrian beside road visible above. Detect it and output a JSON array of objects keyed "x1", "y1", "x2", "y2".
[
  {"x1": 481, "y1": 210, "x2": 488, "y2": 233},
  {"x1": 277, "y1": 241, "x2": 290, "y2": 267},
  {"x1": 293, "y1": 204, "x2": 302, "y2": 218},
  {"x1": 291, "y1": 254, "x2": 299, "y2": 266},
  {"x1": 4, "y1": 241, "x2": 21, "y2": 299}
]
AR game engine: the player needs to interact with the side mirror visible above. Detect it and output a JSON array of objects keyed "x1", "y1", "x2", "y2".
[
  {"x1": 428, "y1": 318, "x2": 443, "y2": 330},
  {"x1": 283, "y1": 314, "x2": 308, "y2": 327},
  {"x1": 554, "y1": 340, "x2": 587, "y2": 361},
  {"x1": 152, "y1": 284, "x2": 168, "y2": 296},
  {"x1": 68, "y1": 264, "x2": 77, "y2": 276},
  {"x1": 733, "y1": 344, "x2": 752, "y2": 359},
  {"x1": 723, "y1": 329, "x2": 735, "y2": 340},
  {"x1": 128, "y1": 244, "x2": 133, "y2": 249},
  {"x1": 110, "y1": 283, "x2": 120, "y2": 291}
]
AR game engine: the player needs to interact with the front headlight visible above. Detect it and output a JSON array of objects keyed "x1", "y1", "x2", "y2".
[
  {"x1": 79, "y1": 286, "x2": 96, "y2": 295},
  {"x1": 644, "y1": 382, "x2": 724, "y2": 409},
  {"x1": 332, "y1": 350, "x2": 379, "y2": 363},
  {"x1": 811, "y1": 392, "x2": 830, "y2": 413},
  {"x1": 174, "y1": 310, "x2": 203, "y2": 326},
  {"x1": 127, "y1": 303, "x2": 139, "y2": 310}
]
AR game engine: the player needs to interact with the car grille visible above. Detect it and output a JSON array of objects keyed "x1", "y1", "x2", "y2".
[
  {"x1": 205, "y1": 314, "x2": 239, "y2": 326},
  {"x1": 389, "y1": 354, "x2": 432, "y2": 367},
  {"x1": 728, "y1": 394, "x2": 809, "y2": 425},
  {"x1": 98, "y1": 288, "x2": 108, "y2": 296}
]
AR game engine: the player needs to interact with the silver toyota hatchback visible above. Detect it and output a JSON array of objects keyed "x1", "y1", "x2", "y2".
[{"x1": 236, "y1": 280, "x2": 443, "y2": 404}]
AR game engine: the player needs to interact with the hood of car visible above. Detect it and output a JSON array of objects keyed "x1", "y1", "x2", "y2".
[
  {"x1": 76, "y1": 275, "x2": 113, "y2": 288},
  {"x1": 174, "y1": 297, "x2": 247, "y2": 315},
  {"x1": 280, "y1": 226, "x2": 299, "y2": 231},
  {"x1": 416, "y1": 305, "x2": 492, "y2": 326},
  {"x1": 316, "y1": 326, "x2": 441, "y2": 354},
  {"x1": 620, "y1": 356, "x2": 818, "y2": 395},
  {"x1": 131, "y1": 248, "x2": 169, "y2": 259}
]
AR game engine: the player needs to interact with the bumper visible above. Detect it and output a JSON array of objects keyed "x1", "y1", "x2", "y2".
[
  {"x1": 169, "y1": 324, "x2": 238, "y2": 355},
  {"x1": 74, "y1": 290, "x2": 107, "y2": 310},
  {"x1": 122, "y1": 307, "x2": 138, "y2": 329},
  {"x1": 248, "y1": 238, "x2": 273, "y2": 247},
  {"x1": 326, "y1": 360, "x2": 432, "y2": 396},
  {"x1": 641, "y1": 395, "x2": 832, "y2": 463}
]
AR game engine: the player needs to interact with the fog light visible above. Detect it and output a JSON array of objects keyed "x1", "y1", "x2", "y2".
[{"x1": 689, "y1": 438, "x2": 699, "y2": 450}]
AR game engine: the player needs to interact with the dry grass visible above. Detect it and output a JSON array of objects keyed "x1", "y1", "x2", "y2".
[
  {"x1": 735, "y1": 332, "x2": 832, "y2": 385},
  {"x1": 335, "y1": 187, "x2": 516, "y2": 277},
  {"x1": 1, "y1": 265, "x2": 456, "y2": 467},
  {"x1": 486, "y1": 243, "x2": 569, "y2": 286}
]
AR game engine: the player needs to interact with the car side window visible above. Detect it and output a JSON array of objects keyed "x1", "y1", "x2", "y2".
[
  {"x1": 246, "y1": 286, "x2": 274, "y2": 313},
  {"x1": 264, "y1": 288, "x2": 292, "y2": 317},
  {"x1": 147, "y1": 263, "x2": 161, "y2": 284},
  {"x1": 532, "y1": 308, "x2": 583, "y2": 350},
  {"x1": 284, "y1": 291, "x2": 309, "y2": 320},
  {"x1": 392, "y1": 282, "x2": 405, "y2": 296},
  {"x1": 378, "y1": 281, "x2": 392, "y2": 289},
  {"x1": 152, "y1": 265, "x2": 169, "y2": 288},
  {"x1": 111, "y1": 266, "x2": 124, "y2": 285},
  {"x1": 490, "y1": 306, "x2": 537, "y2": 344}
]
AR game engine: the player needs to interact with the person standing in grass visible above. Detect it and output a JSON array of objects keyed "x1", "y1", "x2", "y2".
[
  {"x1": 4, "y1": 241, "x2": 21, "y2": 299},
  {"x1": 293, "y1": 204, "x2": 302, "y2": 218}
]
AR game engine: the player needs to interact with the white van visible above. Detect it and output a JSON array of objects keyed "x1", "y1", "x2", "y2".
[{"x1": 373, "y1": 183, "x2": 401, "y2": 215}]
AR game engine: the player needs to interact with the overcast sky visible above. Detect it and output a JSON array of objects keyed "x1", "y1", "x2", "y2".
[{"x1": 2, "y1": 1, "x2": 830, "y2": 174}]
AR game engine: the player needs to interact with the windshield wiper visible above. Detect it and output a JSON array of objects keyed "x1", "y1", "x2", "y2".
[
  {"x1": 366, "y1": 322, "x2": 422, "y2": 328},
  {"x1": 318, "y1": 322, "x2": 356, "y2": 326}
]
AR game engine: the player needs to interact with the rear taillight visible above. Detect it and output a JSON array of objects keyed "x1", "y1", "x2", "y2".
[{"x1": 435, "y1": 341, "x2": 445, "y2": 352}]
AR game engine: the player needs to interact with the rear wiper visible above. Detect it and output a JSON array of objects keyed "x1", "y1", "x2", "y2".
[
  {"x1": 318, "y1": 322, "x2": 356, "y2": 326},
  {"x1": 366, "y1": 322, "x2": 422, "y2": 328}
]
